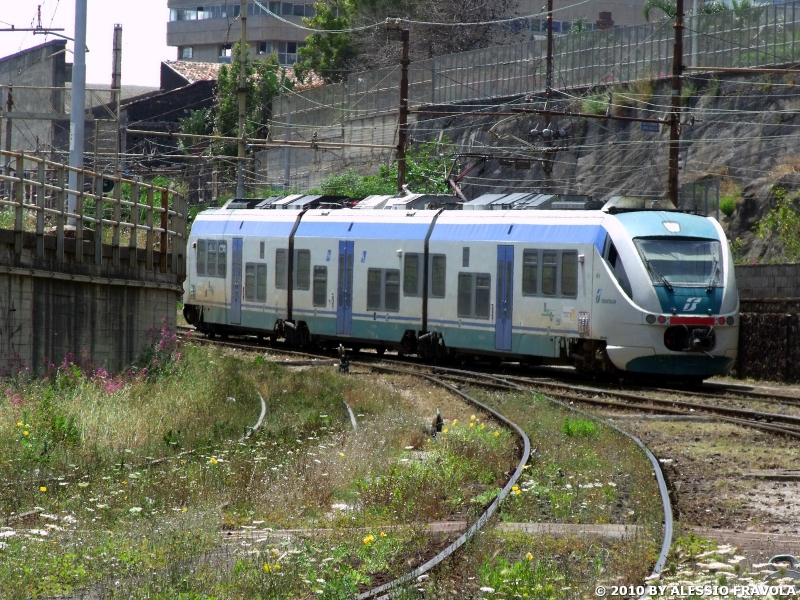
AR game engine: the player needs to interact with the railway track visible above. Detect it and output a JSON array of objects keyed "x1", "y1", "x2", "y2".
[{"x1": 179, "y1": 326, "x2": 675, "y2": 593}]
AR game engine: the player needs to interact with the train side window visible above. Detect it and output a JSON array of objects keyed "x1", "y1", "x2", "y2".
[
  {"x1": 462, "y1": 247, "x2": 470, "y2": 268},
  {"x1": 257, "y1": 264, "x2": 267, "y2": 302},
  {"x1": 217, "y1": 242, "x2": 227, "y2": 278},
  {"x1": 605, "y1": 241, "x2": 632, "y2": 299},
  {"x1": 542, "y1": 251, "x2": 557, "y2": 296},
  {"x1": 259, "y1": 241, "x2": 265, "y2": 259},
  {"x1": 403, "y1": 253, "x2": 421, "y2": 296},
  {"x1": 367, "y1": 269, "x2": 382, "y2": 310},
  {"x1": 313, "y1": 266, "x2": 327, "y2": 307},
  {"x1": 295, "y1": 249, "x2": 311, "y2": 290},
  {"x1": 561, "y1": 251, "x2": 578, "y2": 298},
  {"x1": 275, "y1": 249, "x2": 287, "y2": 289},
  {"x1": 522, "y1": 249, "x2": 538, "y2": 296},
  {"x1": 430, "y1": 254, "x2": 446, "y2": 298},
  {"x1": 457, "y1": 273, "x2": 491, "y2": 319},
  {"x1": 207, "y1": 241, "x2": 217, "y2": 277},
  {"x1": 197, "y1": 240, "x2": 207, "y2": 276},
  {"x1": 385, "y1": 269, "x2": 400, "y2": 311},
  {"x1": 245, "y1": 263, "x2": 256, "y2": 301}
]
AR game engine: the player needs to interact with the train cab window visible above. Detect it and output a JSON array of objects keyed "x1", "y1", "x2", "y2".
[
  {"x1": 217, "y1": 242, "x2": 227, "y2": 278},
  {"x1": 430, "y1": 254, "x2": 446, "y2": 298},
  {"x1": 257, "y1": 264, "x2": 267, "y2": 302},
  {"x1": 522, "y1": 249, "x2": 538, "y2": 296},
  {"x1": 605, "y1": 241, "x2": 632, "y2": 299},
  {"x1": 295, "y1": 249, "x2": 311, "y2": 290},
  {"x1": 367, "y1": 268, "x2": 400, "y2": 312},
  {"x1": 313, "y1": 266, "x2": 327, "y2": 307},
  {"x1": 207, "y1": 241, "x2": 217, "y2": 277},
  {"x1": 197, "y1": 240, "x2": 207, "y2": 276},
  {"x1": 259, "y1": 241, "x2": 265, "y2": 259},
  {"x1": 245, "y1": 263, "x2": 256, "y2": 301},
  {"x1": 462, "y1": 247, "x2": 470, "y2": 268},
  {"x1": 275, "y1": 249, "x2": 288, "y2": 289},
  {"x1": 542, "y1": 251, "x2": 557, "y2": 296},
  {"x1": 457, "y1": 273, "x2": 491, "y2": 319},
  {"x1": 561, "y1": 251, "x2": 578, "y2": 298},
  {"x1": 403, "y1": 253, "x2": 421, "y2": 296}
]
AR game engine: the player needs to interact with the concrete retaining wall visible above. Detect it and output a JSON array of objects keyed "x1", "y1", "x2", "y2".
[
  {"x1": 735, "y1": 263, "x2": 800, "y2": 299},
  {"x1": 0, "y1": 230, "x2": 180, "y2": 376}
]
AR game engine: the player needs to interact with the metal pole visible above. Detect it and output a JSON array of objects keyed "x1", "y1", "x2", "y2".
[
  {"x1": 68, "y1": 0, "x2": 88, "y2": 220},
  {"x1": 4, "y1": 87, "x2": 11, "y2": 200},
  {"x1": 692, "y1": 0, "x2": 698, "y2": 67},
  {"x1": 668, "y1": 0, "x2": 685, "y2": 206},
  {"x1": 283, "y1": 100, "x2": 291, "y2": 189},
  {"x1": 544, "y1": 0, "x2": 554, "y2": 193},
  {"x1": 397, "y1": 28, "x2": 410, "y2": 194},
  {"x1": 112, "y1": 24, "x2": 122, "y2": 177},
  {"x1": 237, "y1": 0, "x2": 248, "y2": 199}
]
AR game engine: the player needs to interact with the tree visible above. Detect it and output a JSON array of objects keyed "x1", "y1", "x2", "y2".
[
  {"x1": 179, "y1": 42, "x2": 294, "y2": 155},
  {"x1": 643, "y1": 0, "x2": 730, "y2": 21},
  {"x1": 294, "y1": 0, "x2": 521, "y2": 84}
]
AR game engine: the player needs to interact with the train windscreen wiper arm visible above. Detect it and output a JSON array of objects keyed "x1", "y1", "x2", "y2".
[
  {"x1": 706, "y1": 259, "x2": 719, "y2": 292},
  {"x1": 645, "y1": 259, "x2": 674, "y2": 291}
]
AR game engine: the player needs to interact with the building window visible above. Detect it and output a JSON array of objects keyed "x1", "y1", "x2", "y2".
[
  {"x1": 458, "y1": 273, "x2": 491, "y2": 319},
  {"x1": 430, "y1": 254, "x2": 446, "y2": 298},
  {"x1": 367, "y1": 269, "x2": 400, "y2": 312},
  {"x1": 259, "y1": 41, "x2": 272, "y2": 55},
  {"x1": 522, "y1": 249, "x2": 538, "y2": 296},
  {"x1": 282, "y1": 2, "x2": 293, "y2": 15},
  {"x1": 313, "y1": 266, "x2": 327, "y2": 307},
  {"x1": 275, "y1": 249, "x2": 287, "y2": 289},
  {"x1": 403, "y1": 253, "x2": 421, "y2": 296},
  {"x1": 295, "y1": 249, "x2": 311, "y2": 290},
  {"x1": 220, "y1": 44, "x2": 232, "y2": 59},
  {"x1": 180, "y1": 46, "x2": 193, "y2": 60}
]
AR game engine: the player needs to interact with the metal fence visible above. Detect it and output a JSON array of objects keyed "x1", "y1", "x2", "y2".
[
  {"x1": 0, "y1": 150, "x2": 186, "y2": 276},
  {"x1": 274, "y1": 1, "x2": 800, "y2": 131}
]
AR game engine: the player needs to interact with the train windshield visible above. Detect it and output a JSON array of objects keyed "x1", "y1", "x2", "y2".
[{"x1": 634, "y1": 238, "x2": 722, "y2": 289}]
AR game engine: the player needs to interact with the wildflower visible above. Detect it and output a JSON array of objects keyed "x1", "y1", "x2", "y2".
[
  {"x1": 209, "y1": 457, "x2": 218, "y2": 465},
  {"x1": 339, "y1": 452, "x2": 345, "y2": 457},
  {"x1": 515, "y1": 489, "x2": 521, "y2": 495},
  {"x1": 526, "y1": 552, "x2": 533, "y2": 561},
  {"x1": 379, "y1": 532, "x2": 387, "y2": 538},
  {"x1": 443, "y1": 428, "x2": 449, "y2": 434},
  {"x1": 480, "y1": 423, "x2": 485, "y2": 429},
  {"x1": 469, "y1": 422, "x2": 475, "y2": 428},
  {"x1": 263, "y1": 563, "x2": 272, "y2": 573},
  {"x1": 121, "y1": 481, "x2": 127, "y2": 485},
  {"x1": 470, "y1": 415, "x2": 476, "y2": 421},
  {"x1": 363, "y1": 534, "x2": 375, "y2": 545},
  {"x1": 129, "y1": 507, "x2": 142, "y2": 514},
  {"x1": 40, "y1": 486, "x2": 47, "y2": 492},
  {"x1": 511, "y1": 485, "x2": 519, "y2": 492},
  {"x1": 16, "y1": 422, "x2": 22, "y2": 428},
  {"x1": 452, "y1": 419, "x2": 458, "y2": 425},
  {"x1": 494, "y1": 431, "x2": 500, "y2": 437},
  {"x1": 6, "y1": 388, "x2": 12, "y2": 396},
  {"x1": 23, "y1": 430, "x2": 29, "y2": 436}
]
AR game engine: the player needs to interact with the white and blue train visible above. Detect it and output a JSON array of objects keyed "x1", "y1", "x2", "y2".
[{"x1": 182, "y1": 197, "x2": 739, "y2": 379}]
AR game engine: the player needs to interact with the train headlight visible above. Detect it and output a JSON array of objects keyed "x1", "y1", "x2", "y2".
[
  {"x1": 657, "y1": 315, "x2": 667, "y2": 324},
  {"x1": 646, "y1": 314, "x2": 656, "y2": 324},
  {"x1": 726, "y1": 316, "x2": 735, "y2": 325}
]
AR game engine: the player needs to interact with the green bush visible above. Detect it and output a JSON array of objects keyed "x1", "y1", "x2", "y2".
[{"x1": 720, "y1": 194, "x2": 737, "y2": 217}]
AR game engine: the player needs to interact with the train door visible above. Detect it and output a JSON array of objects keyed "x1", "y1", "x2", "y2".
[
  {"x1": 336, "y1": 240, "x2": 354, "y2": 335},
  {"x1": 231, "y1": 238, "x2": 243, "y2": 325},
  {"x1": 495, "y1": 245, "x2": 514, "y2": 351}
]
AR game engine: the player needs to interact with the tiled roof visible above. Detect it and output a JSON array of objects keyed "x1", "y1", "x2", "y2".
[{"x1": 163, "y1": 61, "x2": 221, "y2": 83}]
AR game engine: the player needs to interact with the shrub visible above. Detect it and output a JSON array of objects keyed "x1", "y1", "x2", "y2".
[{"x1": 719, "y1": 194, "x2": 737, "y2": 217}]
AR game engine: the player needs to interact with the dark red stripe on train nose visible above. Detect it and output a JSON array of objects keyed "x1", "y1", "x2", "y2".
[{"x1": 670, "y1": 316, "x2": 715, "y2": 325}]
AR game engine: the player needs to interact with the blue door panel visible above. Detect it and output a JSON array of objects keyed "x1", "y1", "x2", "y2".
[
  {"x1": 231, "y1": 238, "x2": 243, "y2": 325},
  {"x1": 336, "y1": 241, "x2": 354, "y2": 335},
  {"x1": 495, "y1": 245, "x2": 513, "y2": 351}
]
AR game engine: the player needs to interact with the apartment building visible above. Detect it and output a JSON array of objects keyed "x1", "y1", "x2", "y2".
[{"x1": 167, "y1": 0, "x2": 309, "y2": 65}]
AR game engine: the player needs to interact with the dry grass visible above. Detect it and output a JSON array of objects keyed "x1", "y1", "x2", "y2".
[{"x1": 768, "y1": 153, "x2": 800, "y2": 177}]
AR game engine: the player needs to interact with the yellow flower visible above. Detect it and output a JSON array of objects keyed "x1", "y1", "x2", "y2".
[
  {"x1": 470, "y1": 415, "x2": 476, "y2": 421},
  {"x1": 379, "y1": 532, "x2": 387, "y2": 538},
  {"x1": 494, "y1": 431, "x2": 500, "y2": 437},
  {"x1": 122, "y1": 481, "x2": 127, "y2": 485},
  {"x1": 181, "y1": 507, "x2": 187, "y2": 513},
  {"x1": 511, "y1": 485, "x2": 519, "y2": 491},
  {"x1": 452, "y1": 419, "x2": 458, "y2": 425},
  {"x1": 40, "y1": 486, "x2": 47, "y2": 493},
  {"x1": 526, "y1": 552, "x2": 533, "y2": 561},
  {"x1": 339, "y1": 452, "x2": 345, "y2": 457},
  {"x1": 273, "y1": 563, "x2": 281, "y2": 571},
  {"x1": 23, "y1": 430, "x2": 29, "y2": 436},
  {"x1": 443, "y1": 428, "x2": 449, "y2": 434},
  {"x1": 209, "y1": 457, "x2": 218, "y2": 465},
  {"x1": 16, "y1": 422, "x2": 22, "y2": 428},
  {"x1": 263, "y1": 563, "x2": 272, "y2": 573},
  {"x1": 480, "y1": 424, "x2": 485, "y2": 430},
  {"x1": 363, "y1": 534, "x2": 375, "y2": 545},
  {"x1": 515, "y1": 489, "x2": 521, "y2": 495},
  {"x1": 469, "y1": 422, "x2": 475, "y2": 428}
]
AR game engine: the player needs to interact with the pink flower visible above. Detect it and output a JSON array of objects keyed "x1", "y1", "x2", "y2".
[{"x1": 5, "y1": 387, "x2": 12, "y2": 396}]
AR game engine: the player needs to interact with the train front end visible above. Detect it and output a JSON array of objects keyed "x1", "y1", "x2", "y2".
[{"x1": 598, "y1": 211, "x2": 739, "y2": 379}]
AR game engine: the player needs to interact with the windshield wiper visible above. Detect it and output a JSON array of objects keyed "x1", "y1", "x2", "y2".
[
  {"x1": 706, "y1": 259, "x2": 719, "y2": 292},
  {"x1": 644, "y1": 259, "x2": 674, "y2": 291}
]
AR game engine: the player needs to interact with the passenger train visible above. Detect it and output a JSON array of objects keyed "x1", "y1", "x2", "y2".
[{"x1": 182, "y1": 195, "x2": 739, "y2": 380}]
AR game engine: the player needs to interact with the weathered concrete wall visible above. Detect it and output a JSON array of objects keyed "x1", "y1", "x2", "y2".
[
  {"x1": 735, "y1": 263, "x2": 800, "y2": 300},
  {"x1": 0, "y1": 230, "x2": 180, "y2": 376}
]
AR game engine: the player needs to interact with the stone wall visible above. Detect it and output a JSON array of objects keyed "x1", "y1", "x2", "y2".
[{"x1": 735, "y1": 263, "x2": 800, "y2": 300}]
